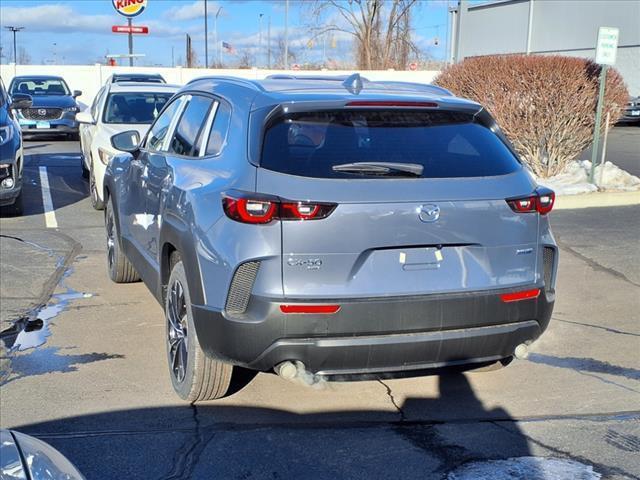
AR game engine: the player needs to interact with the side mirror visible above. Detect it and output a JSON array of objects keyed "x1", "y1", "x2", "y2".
[
  {"x1": 75, "y1": 111, "x2": 95, "y2": 125},
  {"x1": 111, "y1": 130, "x2": 140, "y2": 153},
  {"x1": 73, "y1": 90, "x2": 82, "y2": 98},
  {"x1": 10, "y1": 93, "x2": 32, "y2": 110}
]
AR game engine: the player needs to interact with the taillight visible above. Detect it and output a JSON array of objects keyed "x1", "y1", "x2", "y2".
[
  {"x1": 500, "y1": 288, "x2": 540, "y2": 303},
  {"x1": 507, "y1": 188, "x2": 555, "y2": 215},
  {"x1": 280, "y1": 304, "x2": 341, "y2": 314},
  {"x1": 222, "y1": 193, "x2": 336, "y2": 224},
  {"x1": 346, "y1": 101, "x2": 438, "y2": 108}
]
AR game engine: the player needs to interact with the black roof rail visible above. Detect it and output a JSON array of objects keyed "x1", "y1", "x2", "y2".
[
  {"x1": 185, "y1": 76, "x2": 264, "y2": 91},
  {"x1": 265, "y1": 73, "x2": 371, "y2": 83}
]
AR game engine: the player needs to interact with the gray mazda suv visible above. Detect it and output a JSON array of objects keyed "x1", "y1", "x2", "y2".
[{"x1": 103, "y1": 74, "x2": 558, "y2": 401}]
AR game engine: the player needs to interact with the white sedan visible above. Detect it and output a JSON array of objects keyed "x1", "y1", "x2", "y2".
[{"x1": 77, "y1": 82, "x2": 178, "y2": 210}]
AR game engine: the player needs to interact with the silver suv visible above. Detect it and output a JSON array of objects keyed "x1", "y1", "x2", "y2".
[{"x1": 104, "y1": 75, "x2": 558, "y2": 401}]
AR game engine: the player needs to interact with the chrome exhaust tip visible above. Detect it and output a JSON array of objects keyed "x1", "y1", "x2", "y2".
[{"x1": 274, "y1": 361, "x2": 298, "y2": 380}]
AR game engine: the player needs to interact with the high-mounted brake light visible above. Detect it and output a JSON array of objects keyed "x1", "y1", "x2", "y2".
[
  {"x1": 500, "y1": 289, "x2": 540, "y2": 303},
  {"x1": 280, "y1": 305, "x2": 341, "y2": 314},
  {"x1": 506, "y1": 188, "x2": 555, "y2": 215},
  {"x1": 346, "y1": 101, "x2": 438, "y2": 108},
  {"x1": 223, "y1": 193, "x2": 336, "y2": 224}
]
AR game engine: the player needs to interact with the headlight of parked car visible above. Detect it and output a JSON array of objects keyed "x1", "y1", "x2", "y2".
[
  {"x1": 0, "y1": 125, "x2": 14, "y2": 145},
  {"x1": 98, "y1": 148, "x2": 114, "y2": 166},
  {"x1": 63, "y1": 106, "x2": 80, "y2": 113}
]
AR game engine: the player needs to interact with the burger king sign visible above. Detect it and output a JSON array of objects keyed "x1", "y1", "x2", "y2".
[{"x1": 112, "y1": 0, "x2": 147, "y2": 18}]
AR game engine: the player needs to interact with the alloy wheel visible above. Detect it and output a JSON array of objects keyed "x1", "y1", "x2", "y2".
[
  {"x1": 106, "y1": 208, "x2": 115, "y2": 270},
  {"x1": 167, "y1": 280, "x2": 188, "y2": 383}
]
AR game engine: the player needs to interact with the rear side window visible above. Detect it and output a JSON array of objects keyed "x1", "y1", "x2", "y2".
[
  {"x1": 206, "y1": 102, "x2": 232, "y2": 156},
  {"x1": 169, "y1": 95, "x2": 213, "y2": 157},
  {"x1": 261, "y1": 110, "x2": 521, "y2": 178}
]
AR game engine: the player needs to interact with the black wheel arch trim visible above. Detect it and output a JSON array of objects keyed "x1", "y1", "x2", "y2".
[{"x1": 159, "y1": 212, "x2": 205, "y2": 306}]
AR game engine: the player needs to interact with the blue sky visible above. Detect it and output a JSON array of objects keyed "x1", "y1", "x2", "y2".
[{"x1": 0, "y1": 0, "x2": 452, "y2": 67}]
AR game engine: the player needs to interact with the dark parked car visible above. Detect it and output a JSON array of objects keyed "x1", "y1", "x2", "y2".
[
  {"x1": 8, "y1": 75, "x2": 82, "y2": 139},
  {"x1": 620, "y1": 96, "x2": 640, "y2": 123},
  {"x1": 1, "y1": 429, "x2": 85, "y2": 479},
  {"x1": 106, "y1": 73, "x2": 166, "y2": 84},
  {"x1": 0, "y1": 77, "x2": 31, "y2": 214},
  {"x1": 103, "y1": 74, "x2": 558, "y2": 401}
]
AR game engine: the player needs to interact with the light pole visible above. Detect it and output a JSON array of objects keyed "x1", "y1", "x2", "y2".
[
  {"x1": 214, "y1": 6, "x2": 223, "y2": 67},
  {"x1": 258, "y1": 13, "x2": 264, "y2": 68},
  {"x1": 204, "y1": 0, "x2": 209, "y2": 67},
  {"x1": 52, "y1": 42, "x2": 57, "y2": 65},
  {"x1": 4, "y1": 26, "x2": 24, "y2": 64},
  {"x1": 284, "y1": 0, "x2": 289, "y2": 69}
]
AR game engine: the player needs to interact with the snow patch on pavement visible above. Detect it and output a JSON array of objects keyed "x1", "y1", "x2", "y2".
[
  {"x1": 446, "y1": 456, "x2": 601, "y2": 480},
  {"x1": 537, "y1": 161, "x2": 640, "y2": 195}
]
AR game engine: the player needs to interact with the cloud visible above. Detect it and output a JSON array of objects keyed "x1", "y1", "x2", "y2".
[
  {"x1": 164, "y1": 0, "x2": 225, "y2": 22},
  {"x1": 0, "y1": 4, "x2": 118, "y2": 34}
]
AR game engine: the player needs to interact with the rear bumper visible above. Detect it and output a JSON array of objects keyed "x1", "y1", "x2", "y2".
[{"x1": 191, "y1": 286, "x2": 554, "y2": 375}]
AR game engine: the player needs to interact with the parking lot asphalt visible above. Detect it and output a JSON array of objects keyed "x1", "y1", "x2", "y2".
[{"x1": 0, "y1": 138, "x2": 639, "y2": 480}]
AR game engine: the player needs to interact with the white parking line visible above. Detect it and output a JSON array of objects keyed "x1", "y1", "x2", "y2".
[{"x1": 39, "y1": 166, "x2": 58, "y2": 229}]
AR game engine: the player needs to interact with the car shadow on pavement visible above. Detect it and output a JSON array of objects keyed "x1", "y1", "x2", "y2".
[{"x1": 9, "y1": 373, "x2": 545, "y2": 479}]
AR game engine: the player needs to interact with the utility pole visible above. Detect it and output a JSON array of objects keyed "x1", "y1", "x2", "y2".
[
  {"x1": 267, "y1": 16, "x2": 271, "y2": 69},
  {"x1": 127, "y1": 18, "x2": 134, "y2": 66},
  {"x1": 214, "y1": 6, "x2": 223, "y2": 67},
  {"x1": 258, "y1": 13, "x2": 264, "y2": 69},
  {"x1": 171, "y1": 46, "x2": 175, "y2": 67},
  {"x1": 4, "y1": 26, "x2": 25, "y2": 64},
  {"x1": 204, "y1": 0, "x2": 209, "y2": 67},
  {"x1": 284, "y1": 0, "x2": 289, "y2": 69}
]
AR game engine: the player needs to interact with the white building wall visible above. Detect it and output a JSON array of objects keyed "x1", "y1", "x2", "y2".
[{"x1": 454, "y1": 0, "x2": 640, "y2": 95}]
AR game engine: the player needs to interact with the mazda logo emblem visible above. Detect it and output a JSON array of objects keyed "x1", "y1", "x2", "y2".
[
  {"x1": 38, "y1": 109, "x2": 47, "y2": 116},
  {"x1": 419, "y1": 204, "x2": 440, "y2": 223}
]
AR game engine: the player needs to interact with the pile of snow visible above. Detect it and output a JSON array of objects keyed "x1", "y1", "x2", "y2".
[{"x1": 537, "y1": 160, "x2": 640, "y2": 196}]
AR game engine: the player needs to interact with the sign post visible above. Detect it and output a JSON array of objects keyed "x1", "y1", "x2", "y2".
[
  {"x1": 112, "y1": 0, "x2": 148, "y2": 67},
  {"x1": 589, "y1": 26, "x2": 619, "y2": 184}
]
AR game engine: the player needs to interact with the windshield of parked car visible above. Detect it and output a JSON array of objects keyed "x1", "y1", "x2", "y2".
[
  {"x1": 10, "y1": 78, "x2": 70, "y2": 96},
  {"x1": 103, "y1": 92, "x2": 173, "y2": 124},
  {"x1": 261, "y1": 110, "x2": 521, "y2": 178}
]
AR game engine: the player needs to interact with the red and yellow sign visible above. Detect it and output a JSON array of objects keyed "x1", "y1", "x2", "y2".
[{"x1": 112, "y1": 0, "x2": 147, "y2": 18}]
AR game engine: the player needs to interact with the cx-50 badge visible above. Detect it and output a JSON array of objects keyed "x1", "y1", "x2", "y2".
[
  {"x1": 288, "y1": 258, "x2": 322, "y2": 270},
  {"x1": 419, "y1": 204, "x2": 440, "y2": 223}
]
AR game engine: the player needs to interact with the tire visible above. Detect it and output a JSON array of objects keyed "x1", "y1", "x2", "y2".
[
  {"x1": 105, "y1": 197, "x2": 139, "y2": 283},
  {"x1": 81, "y1": 156, "x2": 90, "y2": 179},
  {"x1": 89, "y1": 159, "x2": 105, "y2": 210},
  {"x1": 5, "y1": 193, "x2": 23, "y2": 216},
  {"x1": 166, "y1": 254, "x2": 233, "y2": 401},
  {"x1": 468, "y1": 356, "x2": 514, "y2": 373}
]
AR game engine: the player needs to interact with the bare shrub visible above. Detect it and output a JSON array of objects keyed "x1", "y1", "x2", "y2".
[{"x1": 434, "y1": 55, "x2": 628, "y2": 177}]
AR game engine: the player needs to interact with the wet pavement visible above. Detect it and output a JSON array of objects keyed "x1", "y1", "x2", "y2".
[{"x1": 0, "y1": 139, "x2": 638, "y2": 479}]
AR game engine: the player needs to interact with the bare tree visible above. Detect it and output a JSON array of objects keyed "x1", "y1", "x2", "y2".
[
  {"x1": 436, "y1": 55, "x2": 629, "y2": 178},
  {"x1": 310, "y1": 0, "x2": 419, "y2": 70},
  {"x1": 273, "y1": 35, "x2": 297, "y2": 69},
  {"x1": 238, "y1": 51, "x2": 255, "y2": 69},
  {"x1": 17, "y1": 46, "x2": 31, "y2": 65}
]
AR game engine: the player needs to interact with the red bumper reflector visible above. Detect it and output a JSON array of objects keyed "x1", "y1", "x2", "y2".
[
  {"x1": 280, "y1": 305, "x2": 341, "y2": 314},
  {"x1": 500, "y1": 289, "x2": 541, "y2": 303}
]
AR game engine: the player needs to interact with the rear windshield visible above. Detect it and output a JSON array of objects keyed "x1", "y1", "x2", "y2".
[
  {"x1": 261, "y1": 110, "x2": 521, "y2": 178},
  {"x1": 103, "y1": 92, "x2": 173, "y2": 124}
]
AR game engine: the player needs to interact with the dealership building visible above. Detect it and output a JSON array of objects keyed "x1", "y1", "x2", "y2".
[{"x1": 448, "y1": 0, "x2": 640, "y2": 96}]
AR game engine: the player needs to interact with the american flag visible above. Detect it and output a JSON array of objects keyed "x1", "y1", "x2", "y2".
[{"x1": 222, "y1": 42, "x2": 236, "y2": 54}]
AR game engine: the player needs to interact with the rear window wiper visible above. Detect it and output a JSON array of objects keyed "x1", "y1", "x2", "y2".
[{"x1": 332, "y1": 162, "x2": 423, "y2": 177}]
